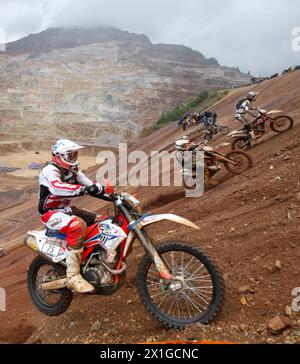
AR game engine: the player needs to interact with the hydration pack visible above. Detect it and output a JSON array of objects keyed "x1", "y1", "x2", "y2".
[{"x1": 236, "y1": 98, "x2": 249, "y2": 110}]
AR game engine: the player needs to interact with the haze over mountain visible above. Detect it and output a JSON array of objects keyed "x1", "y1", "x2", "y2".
[{"x1": 0, "y1": 27, "x2": 251, "y2": 146}]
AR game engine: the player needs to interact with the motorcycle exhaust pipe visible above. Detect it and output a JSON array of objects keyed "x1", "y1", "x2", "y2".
[
  {"x1": 38, "y1": 262, "x2": 127, "y2": 291},
  {"x1": 98, "y1": 261, "x2": 127, "y2": 275}
]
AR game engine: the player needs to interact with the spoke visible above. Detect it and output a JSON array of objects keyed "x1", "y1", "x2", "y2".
[
  {"x1": 186, "y1": 274, "x2": 212, "y2": 281},
  {"x1": 167, "y1": 251, "x2": 180, "y2": 273},
  {"x1": 191, "y1": 289, "x2": 213, "y2": 300},
  {"x1": 176, "y1": 297, "x2": 181, "y2": 318},
  {"x1": 147, "y1": 282, "x2": 164, "y2": 288},
  {"x1": 188, "y1": 264, "x2": 204, "y2": 280},
  {"x1": 158, "y1": 290, "x2": 172, "y2": 309},
  {"x1": 171, "y1": 252, "x2": 175, "y2": 273},
  {"x1": 182, "y1": 292, "x2": 193, "y2": 318},
  {"x1": 182, "y1": 256, "x2": 196, "y2": 271},
  {"x1": 161, "y1": 255, "x2": 176, "y2": 274},
  {"x1": 193, "y1": 289, "x2": 213, "y2": 297},
  {"x1": 191, "y1": 286, "x2": 213, "y2": 291},
  {"x1": 167, "y1": 296, "x2": 177, "y2": 316},
  {"x1": 182, "y1": 292, "x2": 204, "y2": 314},
  {"x1": 150, "y1": 289, "x2": 171, "y2": 299},
  {"x1": 187, "y1": 287, "x2": 211, "y2": 306}
]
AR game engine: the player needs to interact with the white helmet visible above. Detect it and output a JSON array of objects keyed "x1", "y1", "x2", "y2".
[
  {"x1": 51, "y1": 139, "x2": 84, "y2": 172},
  {"x1": 247, "y1": 91, "x2": 259, "y2": 101}
]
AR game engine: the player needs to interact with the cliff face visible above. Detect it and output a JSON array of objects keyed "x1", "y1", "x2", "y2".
[{"x1": 0, "y1": 27, "x2": 251, "y2": 147}]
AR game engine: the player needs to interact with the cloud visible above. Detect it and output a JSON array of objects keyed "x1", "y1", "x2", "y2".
[{"x1": 1, "y1": 0, "x2": 299, "y2": 75}]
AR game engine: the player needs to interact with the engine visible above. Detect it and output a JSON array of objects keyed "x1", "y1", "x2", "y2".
[{"x1": 82, "y1": 250, "x2": 118, "y2": 289}]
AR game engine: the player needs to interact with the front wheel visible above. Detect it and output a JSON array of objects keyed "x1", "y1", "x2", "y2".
[
  {"x1": 270, "y1": 115, "x2": 294, "y2": 133},
  {"x1": 137, "y1": 242, "x2": 224, "y2": 329},
  {"x1": 224, "y1": 151, "x2": 253, "y2": 175},
  {"x1": 27, "y1": 256, "x2": 73, "y2": 316},
  {"x1": 204, "y1": 132, "x2": 213, "y2": 142},
  {"x1": 232, "y1": 138, "x2": 251, "y2": 151}
]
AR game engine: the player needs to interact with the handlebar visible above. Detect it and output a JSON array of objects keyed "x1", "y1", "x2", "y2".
[{"x1": 89, "y1": 180, "x2": 141, "y2": 208}]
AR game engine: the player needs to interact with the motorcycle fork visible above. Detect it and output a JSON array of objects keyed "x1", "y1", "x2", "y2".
[
  {"x1": 118, "y1": 204, "x2": 173, "y2": 280},
  {"x1": 212, "y1": 152, "x2": 239, "y2": 165},
  {"x1": 254, "y1": 117, "x2": 268, "y2": 130}
]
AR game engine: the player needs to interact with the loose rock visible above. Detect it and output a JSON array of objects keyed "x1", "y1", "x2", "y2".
[
  {"x1": 91, "y1": 321, "x2": 101, "y2": 332},
  {"x1": 275, "y1": 260, "x2": 282, "y2": 270},
  {"x1": 240, "y1": 297, "x2": 248, "y2": 306},
  {"x1": 238, "y1": 286, "x2": 255, "y2": 295},
  {"x1": 268, "y1": 316, "x2": 291, "y2": 334}
]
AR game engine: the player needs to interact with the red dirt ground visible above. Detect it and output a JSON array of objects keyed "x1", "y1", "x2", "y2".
[{"x1": 0, "y1": 71, "x2": 300, "y2": 344}]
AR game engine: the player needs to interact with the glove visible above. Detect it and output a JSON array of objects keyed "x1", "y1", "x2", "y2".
[{"x1": 80, "y1": 184, "x2": 105, "y2": 197}]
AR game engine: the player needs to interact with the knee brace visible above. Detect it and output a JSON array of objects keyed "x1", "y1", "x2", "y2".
[{"x1": 66, "y1": 217, "x2": 87, "y2": 249}]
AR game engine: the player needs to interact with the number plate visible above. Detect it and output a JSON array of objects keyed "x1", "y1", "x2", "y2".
[{"x1": 41, "y1": 242, "x2": 62, "y2": 258}]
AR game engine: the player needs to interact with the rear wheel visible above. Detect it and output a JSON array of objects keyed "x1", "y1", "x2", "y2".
[
  {"x1": 137, "y1": 242, "x2": 224, "y2": 329},
  {"x1": 224, "y1": 151, "x2": 253, "y2": 175},
  {"x1": 27, "y1": 256, "x2": 73, "y2": 316},
  {"x1": 270, "y1": 116, "x2": 294, "y2": 133}
]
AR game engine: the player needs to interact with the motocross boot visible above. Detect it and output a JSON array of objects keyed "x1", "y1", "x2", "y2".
[
  {"x1": 204, "y1": 166, "x2": 219, "y2": 187},
  {"x1": 249, "y1": 130, "x2": 255, "y2": 140},
  {"x1": 66, "y1": 248, "x2": 95, "y2": 293}
]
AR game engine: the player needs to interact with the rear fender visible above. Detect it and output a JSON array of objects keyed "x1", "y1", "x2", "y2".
[
  {"x1": 25, "y1": 230, "x2": 67, "y2": 263},
  {"x1": 25, "y1": 230, "x2": 47, "y2": 252}
]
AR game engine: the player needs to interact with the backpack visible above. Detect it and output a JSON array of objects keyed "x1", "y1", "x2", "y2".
[
  {"x1": 203, "y1": 111, "x2": 217, "y2": 125},
  {"x1": 236, "y1": 98, "x2": 250, "y2": 110}
]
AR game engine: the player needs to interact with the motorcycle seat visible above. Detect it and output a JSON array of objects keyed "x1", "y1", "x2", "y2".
[{"x1": 45, "y1": 229, "x2": 67, "y2": 241}]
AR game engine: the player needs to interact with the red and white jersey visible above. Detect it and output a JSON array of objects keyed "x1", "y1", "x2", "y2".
[{"x1": 38, "y1": 164, "x2": 95, "y2": 214}]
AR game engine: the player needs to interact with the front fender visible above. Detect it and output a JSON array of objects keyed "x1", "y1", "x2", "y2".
[
  {"x1": 123, "y1": 214, "x2": 200, "y2": 257},
  {"x1": 228, "y1": 130, "x2": 247, "y2": 138},
  {"x1": 139, "y1": 214, "x2": 200, "y2": 230},
  {"x1": 267, "y1": 110, "x2": 283, "y2": 115}
]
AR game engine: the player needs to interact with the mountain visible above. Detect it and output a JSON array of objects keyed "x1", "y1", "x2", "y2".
[{"x1": 0, "y1": 27, "x2": 251, "y2": 146}]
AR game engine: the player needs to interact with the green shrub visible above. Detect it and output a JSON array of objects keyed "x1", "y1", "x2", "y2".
[{"x1": 152, "y1": 89, "x2": 229, "y2": 130}]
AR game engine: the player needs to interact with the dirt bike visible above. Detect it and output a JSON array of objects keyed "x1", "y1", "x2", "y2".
[
  {"x1": 24, "y1": 182, "x2": 224, "y2": 329},
  {"x1": 203, "y1": 124, "x2": 230, "y2": 142},
  {"x1": 175, "y1": 139, "x2": 253, "y2": 189},
  {"x1": 228, "y1": 109, "x2": 294, "y2": 150}
]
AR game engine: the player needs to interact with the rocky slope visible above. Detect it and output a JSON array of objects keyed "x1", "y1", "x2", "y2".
[
  {"x1": 0, "y1": 27, "x2": 250, "y2": 147},
  {"x1": 0, "y1": 71, "x2": 299, "y2": 344}
]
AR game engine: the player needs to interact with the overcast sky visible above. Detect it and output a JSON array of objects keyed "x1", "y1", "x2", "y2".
[{"x1": 1, "y1": 0, "x2": 300, "y2": 75}]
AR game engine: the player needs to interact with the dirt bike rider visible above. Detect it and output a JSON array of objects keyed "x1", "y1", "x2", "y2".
[
  {"x1": 203, "y1": 111, "x2": 218, "y2": 129},
  {"x1": 235, "y1": 91, "x2": 260, "y2": 140},
  {"x1": 38, "y1": 139, "x2": 108, "y2": 294},
  {"x1": 179, "y1": 136, "x2": 220, "y2": 183},
  {"x1": 177, "y1": 113, "x2": 192, "y2": 131}
]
